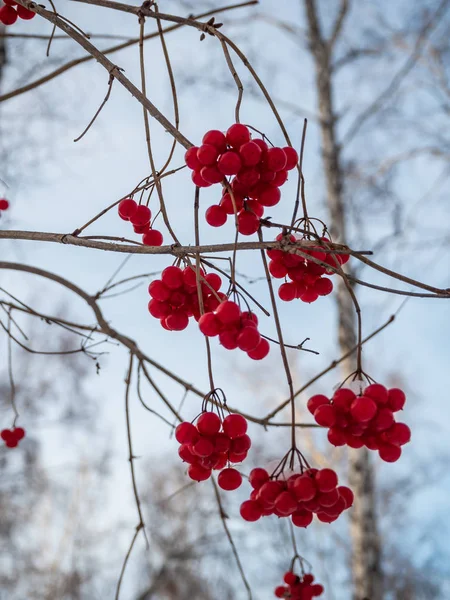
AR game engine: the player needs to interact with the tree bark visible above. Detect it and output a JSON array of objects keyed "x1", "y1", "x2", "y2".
[{"x1": 303, "y1": 2, "x2": 383, "y2": 599}]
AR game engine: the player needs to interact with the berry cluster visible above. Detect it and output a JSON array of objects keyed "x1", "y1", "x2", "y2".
[
  {"x1": 275, "y1": 572, "x2": 324, "y2": 599},
  {"x1": 267, "y1": 234, "x2": 349, "y2": 304},
  {"x1": 0, "y1": 1, "x2": 35, "y2": 24},
  {"x1": 0, "y1": 198, "x2": 9, "y2": 212},
  {"x1": 118, "y1": 198, "x2": 163, "y2": 246},
  {"x1": 175, "y1": 412, "x2": 250, "y2": 488},
  {"x1": 184, "y1": 124, "x2": 298, "y2": 235},
  {"x1": 1, "y1": 427, "x2": 25, "y2": 448},
  {"x1": 308, "y1": 384, "x2": 411, "y2": 462},
  {"x1": 240, "y1": 467, "x2": 353, "y2": 526},
  {"x1": 148, "y1": 265, "x2": 224, "y2": 331},
  {"x1": 198, "y1": 300, "x2": 270, "y2": 360}
]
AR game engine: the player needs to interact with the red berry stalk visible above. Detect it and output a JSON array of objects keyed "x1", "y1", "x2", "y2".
[
  {"x1": 275, "y1": 570, "x2": 324, "y2": 599},
  {"x1": 241, "y1": 463, "x2": 353, "y2": 527},
  {"x1": 175, "y1": 410, "x2": 250, "y2": 488},
  {"x1": 267, "y1": 233, "x2": 349, "y2": 304},
  {"x1": 118, "y1": 198, "x2": 163, "y2": 246},
  {"x1": 308, "y1": 383, "x2": 410, "y2": 461}
]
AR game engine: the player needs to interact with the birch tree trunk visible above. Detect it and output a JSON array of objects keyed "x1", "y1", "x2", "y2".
[{"x1": 303, "y1": 2, "x2": 383, "y2": 598}]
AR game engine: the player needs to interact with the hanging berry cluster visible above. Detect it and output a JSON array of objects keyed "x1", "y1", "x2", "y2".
[
  {"x1": 198, "y1": 300, "x2": 270, "y2": 360},
  {"x1": 118, "y1": 198, "x2": 163, "y2": 246},
  {"x1": 184, "y1": 124, "x2": 299, "y2": 235},
  {"x1": 308, "y1": 384, "x2": 411, "y2": 462},
  {"x1": 0, "y1": 1, "x2": 35, "y2": 24},
  {"x1": 1, "y1": 427, "x2": 25, "y2": 448},
  {"x1": 148, "y1": 265, "x2": 224, "y2": 331},
  {"x1": 275, "y1": 571, "x2": 324, "y2": 599},
  {"x1": 267, "y1": 233, "x2": 349, "y2": 304},
  {"x1": 175, "y1": 399, "x2": 249, "y2": 488},
  {"x1": 240, "y1": 465, "x2": 353, "y2": 527},
  {"x1": 0, "y1": 198, "x2": 9, "y2": 213}
]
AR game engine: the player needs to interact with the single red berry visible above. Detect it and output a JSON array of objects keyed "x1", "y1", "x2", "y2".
[
  {"x1": 314, "y1": 404, "x2": 337, "y2": 427},
  {"x1": 258, "y1": 186, "x2": 281, "y2": 207},
  {"x1": 249, "y1": 468, "x2": 269, "y2": 489},
  {"x1": 188, "y1": 464, "x2": 212, "y2": 481},
  {"x1": 219, "y1": 329, "x2": 239, "y2": 350},
  {"x1": 175, "y1": 422, "x2": 199, "y2": 444},
  {"x1": 230, "y1": 434, "x2": 252, "y2": 454},
  {"x1": 307, "y1": 394, "x2": 329, "y2": 414},
  {"x1": 293, "y1": 475, "x2": 317, "y2": 501},
  {"x1": 327, "y1": 427, "x2": 346, "y2": 446},
  {"x1": 133, "y1": 223, "x2": 150, "y2": 234},
  {"x1": 388, "y1": 388, "x2": 406, "y2": 411},
  {"x1": 218, "y1": 468, "x2": 243, "y2": 491},
  {"x1": 118, "y1": 198, "x2": 137, "y2": 221},
  {"x1": 291, "y1": 510, "x2": 313, "y2": 528},
  {"x1": 265, "y1": 147, "x2": 287, "y2": 171},
  {"x1": 148, "y1": 299, "x2": 170, "y2": 319},
  {"x1": 142, "y1": 229, "x2": 163, "y2": 246},
  {"x1": 205, "y1": 272, "x2": 222, "y2": 292},
  {"x1": 283, "y1": 146, "x2": 299, "y2": 170},
  {"x1": 165, "y1": 311, "x2": 189, "y2": 331},
  {"x1": 216, "y1": 300, "x2": 241, "y2": 324},
  {"x1": 318, "y1": 488, "x2": 340, "y2": 507},
  {"x1": 197, "y1": 144, "x2": 219, "y2": 165},
  {"x1": 283, "y1": 572, "x2": 298, "y2": 586},
  {"x1": 332, "y1": 388, "x2": 355, "y2": 411},
  {"x1": 378, "y1": 443, "x2": 402, "y2": 462},
  {"x1": 217, "y1": 151, "x2": 243, "y2": 175},
  {"x1": 252, "y1": 138, "x2": 268, "y2": 153},
  {"x1": 303, "y1": 574, "x2": 314, "y2": 585},
  {"x1": 240, "y1": 500, "x2": 262, "y2": 521},
  {"x1": 16, "y1": 4, "x2": 35, "y2": 19},
  {"x1": 314, "y1": 277, "x2": 333, "y2": 296},
  {"x1": 278, "y1": 282, "x2": 297, "y2": 302},
  {"x1": 205, "y1": 204, "x2": 227, "y2": 227},
  {"x1": 148, "y1": 280, "x2": 171, "y2": 302},
  {"x1": 246, "y1": 199, "x2": 264, "y2": 218},
  {"x1": 237, "y1": 211, "x2": 260, "y2": 235},
  {"x1": 311, "y1": 584, "x2": 324, "y2": 596},
  {"x1": 197, "y1": 412, "x2": 221, "y2": 436},
  {"x1": 130, "y1": 204, "x2": 151, "y2": 226},
  {"x1": 364, "y1": 383, "x2": 389, "y2": 404},
  {"x1": 226, "y1": 123, "x2": 251, "y2": 148},
  {"x1": 272, "y1": 170, "x2": 288, "y2": 187},
  {"x1": 0, "y1": 198, "x2": 9, "y2": 210},
  {"x1": 315, "y1": 468, "x2": 338, "y2": 492},
  {"x1": 223, "y1": 414, "x2": 247, "y2": 438},
  {"x1": 385, "y1": 422, "x2": 411, "y2": 446},
  {"x1": 202, "y1": 130, "x2": 227, "y2": 152},
  {"x1": 161, "y1": 266, "x2": 183, "y2": 290},
  {"x1": 198, "y1": 312, "x2": 221, "y2": 337},
  {"x1": 236, "y1": 167, "x2": 260, "y2": 188},
  {"x1": 214, "y1": 433, "x2": 231, "y2": 453},
  {"x1": 184, "y1": 146, "x2": 201, "y2": 170},
  {"x1": 13, "y1": 427, "x2": 25, "y2": 441},
  {"x1": 220, "y1": 192, "x2": 244, "y2": 215},
  {"x1": 237, "y1": 326, "x2": 261, "y2": 352},
  {"x1": 247, "y1": 338, "x2": 270, "y2": 360},
  {"x1": 0, "y1": 5, "x2": 18, "y2": 24},
  {"x1": 351, "y1": 396, "x2": 377, "y2": 422},
  {"x1": 192, "y1": 437, "x2": 215, "y2": 457},
  {"x1": 338, "y1": 485, "x2": 354, "y2": 508},
  {"x1": 274, "y1": 491, "x2": 298, "y2": 516},
  {"x1": 228, "y1": 450, "x2": 248, "y2": 463},
  {"x1": 241, "y1": 311, "x2": 258, "y2": 326},
  {"x1": 269, "y1": 260, "x2": 288, "y2": 278},
  {"x1": 300, "y1": 289, "x2": 319, "y2": 304},
  {"x1": 191, "y1": 170, "x2": 211, "y2": 187},
  {"x1": 201, "y1": 165, "x2": 224, "y2": 184},
  {"x1": 258, "y1": 480, "x2": 284, "y2": 507},
  {"x1": 178, "y1": 444, "x2": 197, "y2": 464},
  {"x1": 239, "y1": 140, "x2": 263, "y2": 166},
  {"x1": 372, "y1": 407, "x2": 395, "y2": 431}
]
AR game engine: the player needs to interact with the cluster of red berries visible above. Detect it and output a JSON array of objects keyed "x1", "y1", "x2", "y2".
[
  {"x1": 198, "y1": 300, "x2": 270, "y2": 360},
  {"x1": 184, "y1": 124, "x2": 298, "y2": 235},
  {"x1": 148, "y1": 265, "x2": 224, "y2": 331},
  {"x1": 308, "y1": 384, "x2": 411, "y2": 462},
  {"x1": 240, "y1": 467, "x2": 353, "y2": 526},
  {"x1": 0, "y1": 198, "x2": 9, "y2": 212},
  {"x1": 118, "y1": 198, "x2": 163, "y2": 246},
  {"x1": 1, "y1": 427, "x2": 25, "y2": 448},
  {"x1": 267, "y1": 234, "x2": 349, "y2": 304},
  {"x1": 175, "y1": 412, "x2": 250, "y2": 488},
  {"x1": 0, "y1": 1, "x2": 35, "y2": 24},
  {"x1": 275, "y1": 572, "x2": 324, "y2": 599}
]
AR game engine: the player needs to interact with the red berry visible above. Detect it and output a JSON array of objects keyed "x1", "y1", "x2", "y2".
[
  {"x1": 318, "y1": 488, "x2": 340, "y2": 507},
  {"x1": 314, "y1": 277, "x2": 333, "y2": 296},
  {"x1": 218, "y1": 468, "x2": 242, "y2": 491},
  {"x1": 148, "y1": 280, "x2": 171, "y2": 302},
  {"x1": 303, "y1": 574, "x2": 314, "y2": 584},
  {"x1": 161, "y1": 266, "x2": 183, "y2": 290},
  {"x1": 16, "y1": 4, "x2": 35, "y2": 19},
  {"x1": 13, "y1": 427, "x2": 25, "y2": 441},
  {"x1": 272, "y1": 170, "x2": 288, "y2": 186},
  {"x1": 133, "y1": 223, "x2": 150, "y2": 234},
  {"x1": 311, "y1": 584, "x2": 324, "y2": 596},
  {"x1": 291, "y1": 510, "x2": 313, "y2": 528},
  {"x1": 202, "y1": 130, "x2": 227, "y2": 152},
  {"x1": 265, "y1": 147, "x2": 287, "y2": 171},
  {"x1": 283, "y1": 146, "x2": 299, "y2": 170},
  {"x1": 228, "y1": 450, "x2": 248, "y2": 463},
  {"x1": 205, "y1": 204, "x2": 227, "y2": 227},
  {"x1": 240, "y1": 500, "x2": 262, "y2": 521},
  {"x1": 198, "y1": 312, "x2": 221, "y2": 337},
  {"x1": 142, "y1": 229, "x2": 163, "y2": 246},
  {"x1": 220, "y1": 192, "x2": 244, "y2": 215},
  {"x1": 315, "y1": 468, "x2": 338, "y2": 492},
  {"x1": 378, "y1": 443, "x2": 402, "y2": 462},
  {"x1": 269, "y1": 260, "x2": 288, "y2": 279},
  {"x1": 338, "y1": 486, "x2": 354, "y2": 508},
  {"x1": 249, "y1": 468, "x2": 269, "y2": 489},
  {"x1": 214, "y1": 433, "x2": 231, "y2": 453},
  {"x1": 197, "y1": 144, "x2": 219, "y2": 166},
  {"x1": 222, "y1": 414, "x2": 247, "y2": 438},
  {"x1": 314, "y1": 404, "x2": 337, "y2": 427},
  {"x1": 192, "y1": 437, "x2": 215, "y2": 457},
  {"x1": 239, "y1": 140, "x2": 262, "y2": 166},
  {"x1": 226, "y1": 123, "x2": 251, "y2": 148},
  {"x1": 237, "y1": 211, "x2": 260, "y2": 235},
  {"x1": 216, "y1": 300, "x2": 241, "y2": 324},
  {"x1": 0, "y1": 5, "x2": 17, "y2": 24},
  {"x1": 217, "y1": 151, "x2": 242, "y2": 175},
  {"x1": 219, "y1": 329, "x2": 239, "y2": 350},
  {"x1": 237, "y1": 326, "x2": 261, "y2": 352},
  {"x1": 236, "y1": 167, "x2": 260, "y2": 187},
  {"x1": 388, "y1": 388, "x2": 406, "y2": 411},
  {"x1": 197, "y1": 412, "x2": 221, "y2": 436},
  {"x1": 175, "y1": 422, "x2": 199, "y2": 444},
  {"x1": 185, "y1": 146, "x2": 201, "y2": 170},
  {"x1": 188, "y1": 464, "x2": 212, "y2": 481},
  {"x1": 247, "y1": 337, "x2": 270, "y2": 360},
  {"x1": 118, "y1": 198, "x2": 137, "y2": 221},
  {"x1": 307, "y1": 394, "x2": 329, "y2": 414},
  {"x1": 385, "y1": 422, "x2": 411, "y2": 446},
  {"x1": 148, "y1": 299, "x2": 170, "y2": 319},
  {"x1": 201, "y1": 165, "x2": 224, "y2": 184},
  {"x1": 350, "y1": 396, "x2": 377, "y2": 422},
  {"x1": 258, "y1": 186, "x2": 281, "y2": 207},
  {"x1": 178, "y1": 444, "x2": 197, "y2": 464},
  {"x1": 204, "y1": 272, "x2": 222, "y2": 292},
  {"x1": 372, "y1": 407, "x2": 395, "y2": 431},
  {"x1": 278, "y1": 282, "x2": 297, "y2": 301},
  {"x1": 364, "y1": 383, "x2": 388, "y2": 404},
  {"x1": 246, "y1": 199, "x2": 264, "y2": 218},
  {"x1": 130, "y1": 205, "x2": 151, "y2": 226},
  {"x1": 230, "y1": 434, "x2": 252, "y2": 454},
  {"x1": 327, "y1": 427, "x2": 346, "y2": 446},
  {"x1": 300, "y1": 289, "x2": 319, "y2": 304},
  {"x1": 293, "y1": 475, "x2": 316, "y2": 501},
  {"x1": 191, "y1": 170, "x2": 211, "y2": 187},
  {"x1": 165, "y1": 311, "x2": 189, "y2": 331},
  {"x1": 258, "y1": 480, "x2": 284, "y2": 506},
  {"x1": 332, "y1": 388, "x2": 355, "y2": 411}
]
